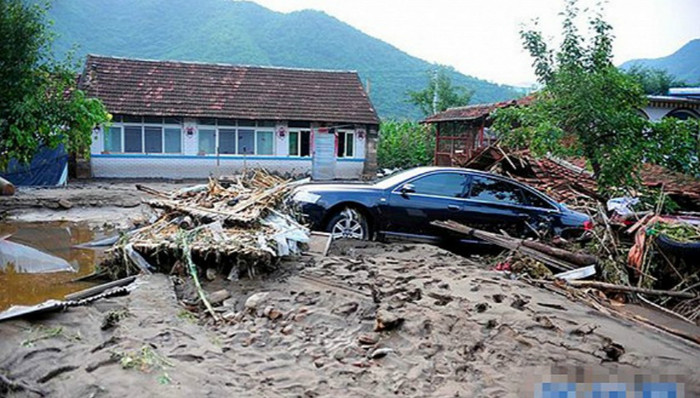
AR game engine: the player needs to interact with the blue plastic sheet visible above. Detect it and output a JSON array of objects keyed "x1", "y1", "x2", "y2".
[{"x1": 0, "y1": 144, "x2": 68, "y2": 186}]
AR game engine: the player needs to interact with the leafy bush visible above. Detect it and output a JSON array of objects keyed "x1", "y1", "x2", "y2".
[{"x1": 377, "y1": 120, "x2": 434, "y2": 169}]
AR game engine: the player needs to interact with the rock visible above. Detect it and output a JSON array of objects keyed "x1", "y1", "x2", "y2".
[
  {"x1": 475, "y1": 303, "x2": 489, "y2": 313},
  {"x1": 57, "y1": 199, "x2": 73, "y2": 209},
  {"x1": 358, "y1": 333, "x2": 379, "y2": 345},
  {"x1": 368, "y1": 347, "x2": 394, "y2": 359},
  {"x1": 222, "y1": 298, "x2": 237, "y2": 308},
  {"x1": 207, "y1": 289, "x2": 230, "y2": 306},
  {"x1": 245, "y1": 292, "x2": 270, "y2": 312},
  {"x1": 222, "y1": 312, "x2": 237, "y2": 322},
  {"x1": 43, "y1": 201, "x2": 59, "y2": 210},
  {"x1": 374, "y1": 309, "x2": 404, "y2": 332},
  {"x1": 268, "y1": 308, "x2": 283, "y2": 321},
  {"x1": 206, "y1": 268, "x2": 217, "y2": 281},
  {"x1": 281, "y1": 325, "x2": 293, "y2": 335},
  {"x1": 333, "y1": 301, "x2": 359, "y2": 315}
]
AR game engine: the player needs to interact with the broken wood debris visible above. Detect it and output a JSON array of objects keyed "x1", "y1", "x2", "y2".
[
  {"x1": 431, "y1": 220, "x2": 596, "y2": 272},
  {"x1": 102, "y1": 170, "x2": 310, "y2": 320}
]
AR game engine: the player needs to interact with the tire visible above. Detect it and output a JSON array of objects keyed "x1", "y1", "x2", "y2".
[
  {"x1": 326, "y1": 208, "x2": 370, "y2": 240},
  {"x1": 656, "y1": 234, "x2": 700, "y2": 260}
]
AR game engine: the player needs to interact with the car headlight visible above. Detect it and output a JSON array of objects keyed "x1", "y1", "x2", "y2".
[{"x1": 292, "y1": 190, "x2": 321, "y2": 204}]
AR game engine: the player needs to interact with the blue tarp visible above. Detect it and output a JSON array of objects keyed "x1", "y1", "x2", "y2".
[{"x1": 0, "y1": 144, "x2": 68, "y2": 186}]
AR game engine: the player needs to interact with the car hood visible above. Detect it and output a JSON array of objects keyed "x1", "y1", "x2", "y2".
[{"x1": 294, "y1": 182, "x2": 383, "y2": 195}]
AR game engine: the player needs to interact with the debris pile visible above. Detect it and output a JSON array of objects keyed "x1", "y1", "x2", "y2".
[{"x1": 103, "y1": 170, "x2": 309, "y2": 281}]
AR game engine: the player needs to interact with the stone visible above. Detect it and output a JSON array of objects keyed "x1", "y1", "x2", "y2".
[
  {"x1": 57, "y1": 199, "x2": 73, "y2": 209},
  {"x1": 374, "y1": 309, "x2": 404, "y2": 332},
  {"x1": 368, "y1": 347, "x2": 394, "y2": 359},
  {"x1": 267, "y1": 308, "x2": 283, "y2": 321},
  {"x1": 245, "y1": 292, "x2": 270, "y2": 312},
  {"x1": 358, "y1": 333, "x2": 379, "y2": 345},
  {"x1": 206, "y1": 268, "x2": 217, "y2": 281},
  {"x1": 222, "y1": 298, "x2": 237, "y2": 308},
  {"x1": 281, "y1": 325, "x2": 293, "y2": 335},
  {"x1": 207, "y1": 289, "x2": 230, "y2": 306}
]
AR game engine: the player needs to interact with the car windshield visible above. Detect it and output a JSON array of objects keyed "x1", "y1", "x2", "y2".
[{"x1": 373, "y1": 168, "x2": 428, "y2": 189}]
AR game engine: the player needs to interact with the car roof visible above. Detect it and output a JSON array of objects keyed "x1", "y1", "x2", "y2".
[{"x1": 400, "y1": 166, "x2": 561, "y2": 206}]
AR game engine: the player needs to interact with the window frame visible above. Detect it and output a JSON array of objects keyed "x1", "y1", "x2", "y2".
[
  {"x1": 104, "y1": 116, "x2": 183, "y2": 155},
  {"x1": 391, "y1": 171, "x2": 561, "y2": 212},
  {"x1": 255, "y1": 129, "x2": 275, "y2": 156},
  {"x1": 288, "y1": 129, "x2": 311, "y2": 158},
  {"x1": 464, "y1": 173, "x2": 561, "y2": 211},
  {"x1": 392, "y1": 171, "x2": 471, "y2": 200},
  {"x1": 466, "y1": 175, "x2": 527, "y2": 207},
  {"x1": 336, "y1": 130, "x2": 355, "y2": 158}
]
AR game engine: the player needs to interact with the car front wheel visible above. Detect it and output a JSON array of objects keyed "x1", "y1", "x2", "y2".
[{"x1": 326, "y1": 208, "x2": 370, "y2": 240}]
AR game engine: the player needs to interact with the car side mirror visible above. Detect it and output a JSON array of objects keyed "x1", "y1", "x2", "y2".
[{"x1": 400, "y1": 183, "x2": 415, "y2": 196}]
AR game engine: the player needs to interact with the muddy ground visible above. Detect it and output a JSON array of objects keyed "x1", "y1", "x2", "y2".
[
  {"x1": 0, "y1": 180, "x2": 197, "y2": 228},
  {"x1": 1, "y1": 241, "x2": 699, "y2": 397},
  {"x1": 1, "y1": 183, "x2": 699, "y2": 397}
]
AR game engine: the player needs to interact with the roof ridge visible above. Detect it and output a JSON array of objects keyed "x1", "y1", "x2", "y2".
[{"x1": 86, "y1": 54, "x2": 359, "y2": 74}]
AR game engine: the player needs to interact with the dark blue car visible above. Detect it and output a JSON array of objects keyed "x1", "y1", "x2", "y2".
[{"x1": 291, "y1": 167, "x2": 592, "y2": 243}]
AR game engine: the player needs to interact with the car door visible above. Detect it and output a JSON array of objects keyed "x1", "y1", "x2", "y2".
[
  {"x1": 383, "y1": 171, "x2": 470, "y2": 240},
  {"x1": 461, "y1": 174, "x2": 531, "y2": 236}
]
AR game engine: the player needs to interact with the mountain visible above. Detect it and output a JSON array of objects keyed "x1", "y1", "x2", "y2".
[
  {"x1": 45, "y1": 0, "x2": 519, "y2": 119},
  {"x1": 620, "y1": 39, "x2": 700, "y2": 85}
]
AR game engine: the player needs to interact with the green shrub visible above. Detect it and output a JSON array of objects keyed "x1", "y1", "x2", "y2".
[{"x1": 377, "y1": 120, "x2": 434, "y2": 169}]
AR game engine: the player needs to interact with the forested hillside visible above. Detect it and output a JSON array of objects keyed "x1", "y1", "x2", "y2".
[
  {"x1": 46, "y1": 0, "x2": 519, "y2": 119},
  {"x1": 620, "y1": 39, "x2": 700, "y2": 85}
]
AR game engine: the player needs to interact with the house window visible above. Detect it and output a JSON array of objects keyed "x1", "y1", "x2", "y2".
[
  {"x1": 237, "y1": 129, "x2": 254, "y2": 154},
  {"x1": 144, "y1": 126, "x2": 163, "y2": 153},
  {"x1": 199, "y1": 129, "x2": 216, "y2": 154},
  {"x1": 164, "y1": 128, "x2": 181, "y2": 153},
  {"x1": 104, "y1": 119, "x2": 182, "y2": 154},
  {"x1": 219, "y1": 128, "x2": 236, "y2": 154},
  {"x1": 256, "y1": 131, "x2": 274, "y2": 155},
  {"x1": 104, "y1": 126, "x2": 122, "y2": 152},
  {"x1": 337, "y1": 131, "x2": 354, "y2": 158},
  {"x1": 124, "y1": 126, "x2": 143, "y2": 153},
  {"x1": 289, "y1": 130, "x2": 311, "y2": 157}
]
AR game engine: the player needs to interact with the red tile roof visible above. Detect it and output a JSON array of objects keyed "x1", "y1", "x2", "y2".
[
  {"x1": 423, "y1": 95, "x2": 535, "y2": 123},
  {"x1": 79, "y1": 55, "x2": 379, "y2": 125}
]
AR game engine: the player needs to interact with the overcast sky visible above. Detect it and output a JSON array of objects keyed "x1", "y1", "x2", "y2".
[{"x1": 252, "y1": 0, "x2": 700, "y2": 87}]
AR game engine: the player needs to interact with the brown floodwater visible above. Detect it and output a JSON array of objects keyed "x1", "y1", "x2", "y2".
[{"x1": 0, "y1": 221, "x2": 109, "y2": 311}]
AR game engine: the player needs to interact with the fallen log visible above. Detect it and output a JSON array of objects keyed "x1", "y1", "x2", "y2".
[
  {"x1": 431, "y1": 220, "x2": 578, "y2": 272},
  {"x1": 0, "y1": 176, "x2": 15, "y2": 196},
  {"x1": 568, "y1": 280, "x2": 697, "y2": 299},
  {"x1": 521, "y1": 240, "x2": 597, "y2": 266}
]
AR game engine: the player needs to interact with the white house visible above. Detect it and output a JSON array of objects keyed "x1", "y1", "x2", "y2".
[
  {"x1": 79, "y1": 55, "x2": 380, "y2": 180},
  {"x1": 641, "y1": 87, "x2": 700, "y2": 121}
]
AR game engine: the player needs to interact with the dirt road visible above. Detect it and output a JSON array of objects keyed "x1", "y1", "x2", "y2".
[{"x1": 1, "y1": 240, "x2": 698, "y2": 397}]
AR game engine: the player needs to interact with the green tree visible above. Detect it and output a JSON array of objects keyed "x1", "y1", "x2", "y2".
[
  {"x1": 624, "y1": 64, "x2": 686, "y2": 95},
  {"x1": 0, "y1": 0, "x2": 110, "y2": 170},
  {"x1": 493, "y1": 0, "x2": 699, "y2": 192},
  {"x1": 407, "y1": 68, "x2": 473, "y2": 117},
  {"x1": 377, "y1": 120, "x2": 434, "y2": 169}
]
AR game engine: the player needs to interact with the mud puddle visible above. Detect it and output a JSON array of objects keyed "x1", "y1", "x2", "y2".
[{"x1": 0, "y1": 221, "x2": 110, "y2": 311}]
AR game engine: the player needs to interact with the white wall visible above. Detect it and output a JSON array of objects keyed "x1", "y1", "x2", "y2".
[
  {"x1": 90, "y1": 118, "x2": 367, "y2": 179},
  {"x1": 91, "y1": 156, "x2": 363, "y2": 179}
]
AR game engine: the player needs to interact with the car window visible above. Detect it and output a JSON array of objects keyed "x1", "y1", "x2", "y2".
[
  {"x1": 523, "y1": 189, "x2": 556, "y2": 209},
  {"x1": 468, "y1": 176, "x2": 525, "y2": 205},
  {"x1": 410, "y1": 173, "x2": 469, "y2": 198}
]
